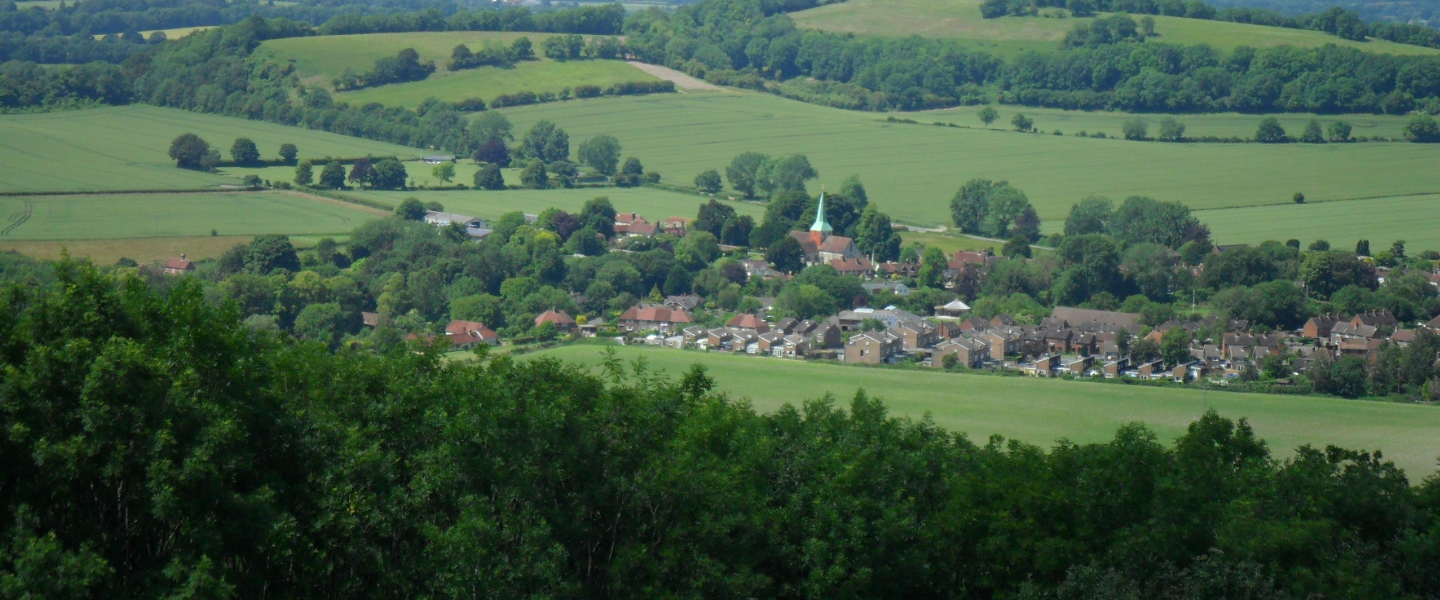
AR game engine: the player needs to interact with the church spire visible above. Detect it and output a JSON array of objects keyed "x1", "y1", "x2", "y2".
[{"x1": 809, "y1": 191, "x2": 832, "y2": 246}]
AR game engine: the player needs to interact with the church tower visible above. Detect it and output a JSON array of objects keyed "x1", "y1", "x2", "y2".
[{"x1": 809, "y1": 192, "x2": 832, "y2": 246}]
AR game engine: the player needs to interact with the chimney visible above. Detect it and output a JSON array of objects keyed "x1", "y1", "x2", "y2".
[{"x1": 180, "y1": 253, "x2": 186, "y2": 260}]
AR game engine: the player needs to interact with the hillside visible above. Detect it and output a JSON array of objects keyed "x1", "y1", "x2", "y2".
[
  {"x1": 790, "y1": 0, "x2": 1440, "y2": 55},
  {"x1": 257, "y1": 32, "x2": 661, "y2": 108}
]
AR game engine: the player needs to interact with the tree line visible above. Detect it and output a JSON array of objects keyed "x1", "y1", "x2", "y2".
[{"x1": 3, "y1": 258, "x2": 1440, "y2": 596}]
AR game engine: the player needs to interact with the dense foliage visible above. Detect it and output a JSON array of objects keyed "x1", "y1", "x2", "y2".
[{"x1": 3, "y1": 260, "x2": 1440, "y2": 597}]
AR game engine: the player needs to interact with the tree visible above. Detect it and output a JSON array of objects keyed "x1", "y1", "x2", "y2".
[
  {"x1": 279, "y1": 143, "x2": 298, "y2": 163},
  {"x1": 1160, "y1": 327, "x2": 1192, "y2": 367},
  {"x1": 518, "y1": 120, "x2": 569, "y2": 162},
  {"x1": 761, "y1": 155, "x2": 817, "y2": 197},
  {"x1": 1403, "y1": 114, "x2": 1440, "y2": 143},
  {"x1": 293, "y1": 302, "x2": 353, "y2": 349},
  {"x1": 1067, "y1": 0, "x2": 1095, "y2": 16},
  {"x1": 776, "y1": 283, "x2": 838, "y2": 319},
  {"x1": 1293, "y1": 192, "x2": 1305, "y2": 204},
  {"x1": 563, "y1": 225, "x2": 607, "y2": 256},
  {"x1": 168, "y1": 133, "x2": 211, "y2": 170},
  {"x1": 766, "y1": 235, "x2": 805, "y2": 274},
  {"x1": 726, "y1": 152, "x2": 769, "y2": 198},
  {"x1": 1255, "y1": 117, "x2": 1288, "y2": 143},
  {"x1": 580, "y1": 197, "x2": 617, "y2": 239},
  {"x1": 473, "y1": 139, "x2": 511, "y2": 167},
  {"x1": 1355, "y1": 239, "x2": 1370, "y2": 256},
  {"x1": 663, "y1": 264, "x2": 693, "y2": 295},
  {"x1": 1328, "y1": 121, "x2": 1352, "y2": 142},
  {"x1": 521, "y1": 160, "x2": 548, "y2": 189},
  {"x1": 1299, "y1": 120, "x2": 1325, "y2": 143},
  {"x1": 615, "y1": 157, "x2": 644, "y2": 187},
  {"x1": 396, "y1": 198, "x2": 426, "y2": 220},
  {"x1": 370, "y1": 158, "x2": 408, "y2": 190},
  {"x1": 1107, "y1": 196, "x2": 1203, "y2": 249},
  {"x1": 694, "y1": 169, "x2": 723, "y2": 194},
  {"x1": 577, "y1": 134, "x2": 622, "y2": 176},
  {"x1": 918, "y1": 246, "x2": 948, "y2": 288},
  {"x1": 474, "y1": 163, "x2": 505, "y2": 190},
  {"x1": 720, "y1": 215, "x2": 754, "y2": 246},
  {"x1": 1002, "y1": 236, "x2": 1032, "y2": 258},
  {"x1": 511, "y1": 36, "x2": 533, "y2": 59},
  {"x1": 694, "y1": 199, "x2": 738, "y2": 237},
  {"x1": 244, "y1": 234, "x2": 300, "y2": 274},
  {"x1": 978, "y1": 105, "x2": 998, "y2": 127},
  {"x1": 1064, "y1": 196, "x2": 1112, "y2": 236},
  {"x1": 840, "y1": 174, "x2": 868, "y2": 207},
  {"x1": 431, "y1": 162, "x2": 455, "y2": 185},
  {"x1": 319, "y1": 160, "x2": 346, "y2": 189},
  {"x1": 1122, "y1": 119, "x2": 1149, "y2": 141},
  {"x1": 1157, "y1": 117, "x2": 1186, "y2": 142},
  {"x1": 853, "y1": 206, "x2": 902, "y2": 262},
  {"x1": 230, "y1": 137, "x2": 260, "y2": 165},
  {"x1": 348, "y1": 158, "x2": 373, "y2": 186},
  {"x1": 1011, "y1": 113, "x2": 1034, "y2": 132},
  {"x1": 294, "y1": 161, "x2": 313, "y2": 186},
  {"x1": 1130, "y1": 337, "x2": 1162, "y2": 363}
]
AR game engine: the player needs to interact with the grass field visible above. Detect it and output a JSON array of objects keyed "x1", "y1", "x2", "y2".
[
  {"x1": 898, "y1": 230, "x2": 1008, "y2": 254},
  {"x1": 0, "y1": 105, "x2": 423, "y2": 193},
  {"x1": 0, "y1": 192, "x2": 380, "y2": 241},
  {"x1": 348, "y1": 187, "x2": 766, "y2": 223},
  {"x1": 257, "y1": 32, "x2": 659, "y2": 108},
  {"x1": 790, "y1": 0, "x2": 1440, "y2": 56},
  {"x1": 923, "y1": 104, "x2": 1418, "y2": 140},
  {"x1": 498, "y1": 92, "x2": 1440, "y2": 230},
  {"x1": 0, "y1": 235, "x2": 255, "y2": 264},
  {"x1": 92, "y1": 26, "x2": 214, "y2": 40},
  {"x1": 526, "y1": 344, "x2": 1440, "y2": 478},
  {"x1": 1196, "y1": 194, "x2": 1440, "y2": 249}
]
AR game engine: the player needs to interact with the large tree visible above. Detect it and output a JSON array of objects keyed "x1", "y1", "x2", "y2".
[
  {"x1": 725, "y1": 152, "x2": 769, "y2": 199},
  {"x1": 168, "y1": 133, "x2": 211, "y2": 170},
  {"x1": 577, "y1": 134, "x2": 622, "y2": 176},
  {"x1": 230, "y1": 137, "x2": 260, "y2": 165},
  {"x1": 853, "y1": 206, "x2": 902, "y2": 262},
  {"x1": 766, "y1": 235, "x2": 805, "y2": 274}
]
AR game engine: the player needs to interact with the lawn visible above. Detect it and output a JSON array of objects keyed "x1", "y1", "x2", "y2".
[
  {"x1": 347, "y1": 187, "x2": 766, "y2": 223},
  {"x1": 527, "y1": 344, "x2": 1440, "y2": 479},
  {"x1": 498, "y1": 92, "x2": 1440, "y2": 228},
  {"x1": 0, "y1": 192, "x2": 381, "y2": 240},
  {"x1": 1196, "y1": 194, "x2": 1440, "y2": 251},
  {"x1": 258, "y1": 32, "x2": 659, "y2": 108},
  {"x1": 0, "y1": 105, "x2": 423, "y2": 193},
  {"x1": 790, "y1": 0, "x2": 1440, "y2": 56}
]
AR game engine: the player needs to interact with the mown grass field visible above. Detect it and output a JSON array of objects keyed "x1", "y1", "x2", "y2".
[
  {"x1": 499, "y1": 92, "x2": 1440, "y2": 228},
  {"x1": 0, "y1": 192, "x2": 380, "y2": 240},
  {"x1": 790, "y1": 0, "x2": 1440, "y2": 56},
  {"x1": 1196, "y1": 194, "x2": 1440, "y2": 250},
  {"x1": 257, "y1": 32, "x2": 659, "y2": 108},
  {"x1": 527, "y1": 344, "x2": 1440, "y2": 478},
  {"x1": 0, "y1": 105, "x2": 422, "y2": 193},
  {"x1": 349, "y1": 187, "x2": 766, "y2": 223}
]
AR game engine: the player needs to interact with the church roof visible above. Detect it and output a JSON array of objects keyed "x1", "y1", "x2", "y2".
[{"x1": 810, "y1": 192, "x2": 833, "y2": 234}]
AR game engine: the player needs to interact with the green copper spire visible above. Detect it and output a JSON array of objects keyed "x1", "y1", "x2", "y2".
[{"x1": 810, "y1": 192, "x2": 832, "y2": 234}]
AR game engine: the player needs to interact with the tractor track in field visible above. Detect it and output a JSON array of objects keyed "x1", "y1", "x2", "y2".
[{"x1": 1, "y1": 197, "x2": 33, "y2": 237}]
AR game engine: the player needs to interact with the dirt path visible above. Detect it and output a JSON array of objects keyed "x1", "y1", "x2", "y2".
[{"x1": 626, "y1": 62, "x2": 722, "y2": 92}]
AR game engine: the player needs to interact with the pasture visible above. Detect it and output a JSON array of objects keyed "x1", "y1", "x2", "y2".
[
  {"x1": 1196, "y1": 194, "x2": 1440, "y2": 250},
  {"x1": 0, "y1": 105, "x2": 422, "y2": 193},
  {"x1": 527, "y1": 344, "x2": 1440, "y2": 478},
  {"x1": 0, "y1": 192, "x2": 380, "y2": 241},
  {"x1": 258, "y1": 32, "x2": 659, "y2": 107},
  {"x1": 499, "y1": 92, "x2": 1440, "y2": 228},
  {"x1": 790, "y1": 0, "x2": 1440, "y2": 56},
  {"x1": 348, "y1": 187, "x2": 766, "y2": 223}
]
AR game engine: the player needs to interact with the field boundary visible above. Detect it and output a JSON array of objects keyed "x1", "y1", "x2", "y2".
[{"x1": 1192, "y1": 190, "x2": 1440, "y2": 213}]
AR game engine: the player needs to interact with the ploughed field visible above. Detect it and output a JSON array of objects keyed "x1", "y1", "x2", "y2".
[{"x1": 528, "y1": 344, "x2": 1440, "y2": 478}]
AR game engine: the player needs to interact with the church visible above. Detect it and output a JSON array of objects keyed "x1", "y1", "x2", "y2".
[{"x1": 788, "y1": 193, "x2": 860, "y2": 266}]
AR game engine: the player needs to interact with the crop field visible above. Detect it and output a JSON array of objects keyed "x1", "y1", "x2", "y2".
[
  {"x1": 499, "y1": 92, "x2": 1440, "y2": 230},
  {"x1": 258, "y1": 32, "x2": 659, "y2": 107},
  {"x1": 790, "y1": 0, "x2": 1440, "y2": 56},
  {"x1": 349, "y1": 187, "x2": 765, "y2": 222},
  {"x1": 923, "y1": 104, "x2": 1418, "y2": 140},
  {"x1": 0, "y1": 192, "x2": 380, "y2": 241},
  {"x1": 527, "y1": 344, "x2": 1440, "y2": 478},
  {"x1": 0, "y1": 105, "x2": 422, "y2": 193},
  {"x1": 0, "y1": 236, "x2": 255, "y2": 264},
  {"x1": 1196, "y1": 194, "x2": 1440, "y2": 250}
]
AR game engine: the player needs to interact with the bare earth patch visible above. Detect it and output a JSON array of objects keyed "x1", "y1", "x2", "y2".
[{"x1": 625, "y1": 62, "x2": 721, "y2": 92}]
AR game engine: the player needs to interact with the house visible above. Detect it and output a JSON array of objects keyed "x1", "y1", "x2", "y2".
[
  {"x1": 1102, "y1": 358, "x2": 1128, "y2": 378},
  {"x1": 424, "y1": 211, "x2": 487, "y2": 229},
  {"x1": 931, "y1": 337, "x2": 987, "y2": 368},
  {"x1": 845, "y1": 331, "x2": 901, "y2": 365},
  {"x1": 423, "y1": 154, "x2": 455, "y2": 164},
  {"x1": 1067, "y1": 355, "x2": 1094, "y2": 375},
  {"x1": 705, "y1": 328, "x2": 733, "y2": 350},
  {"x1": 1021, "y1": 354, "x2": 1061, "y2": 377},
  {"x1": 163, "y1": 254, "x2": 195, "y2": 275},
  {"x1": 726, "y1": 313, "x2": 770, "y2": 334},
  {"x1": 445, "y1": 320, "x2": 499, "y2": 349},
  {"x1": 782, "y1": 334, "x2": 811, "y2": 357},
  {"x1": 892, "y1": 321, "x2": 940, "y2": 352},
  {"x1": 660, "y1": 216, "x2": 690, "y2": 236},
  {"x1": 1304, "y1": 313, "x2": 1345, "y2": 339},
  {"x1": 618, "y1": 304, "x2": 694, "y2": 333},
  {"x1": 361, "y1": 311, "x2": 380, "y2": 327},
  {"x1": 740, "y1": 259, "x2": 780, "y2": 281},
  {"x1": 933, "y1": 299, "x2": 971, "y2": 319},
  {"x1": 806, "y1": 322, "x2": 843, "y2": 349},
  {"x1": 1049, "y1": 306, "x2": 1141, "y2": 331},
  {"x1": 945, "y1": 251, "x2": 990, "y2": 279},
  {"x1": 985, "y1": 329, "x2": 1023, "y2": 361},
  {"x1": 615, "y1": 219, "x2": 658, "y2": 238},
  {"x1": 534, "y1": 308, "x2": 576, "y2": 332},
  {"x1": 830, "y1": 257, "x2": 874, "y2": 277},
  {"x1": 756, "y1": 331, "x2": 785, "y2": 356},
  {"x1": 664, "y1": 294, "x2": 703, "y2": 312},
  {"x1": 788, "y1": 193, "x2": 860, "y2": 265},
  {"x1": 1427, "y1": 315, "x2": 1440, "y2": 332},
  {"x1": 877, "y1": 261, "x2": 919, "y2": 278},
  {"x1": 1136, "y1": 360, "x2": 1165, "y2": 379},
  {"x1": 682, "y1": 326, "x2": 707, "y2": 346},
  {"x1": 863, "y1": 281, "x2": 911, "y2": 297},
  {"x1": 1352, "y1": 310, "x2": 1398, "y2": 329}
]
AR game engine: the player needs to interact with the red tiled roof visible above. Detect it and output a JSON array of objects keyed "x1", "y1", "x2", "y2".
[
  {"x1": 726, "y1": 313, "x2": 769, "y2": 333},
  {"x1": 535, "y1": 309, "x2": 575, "y2": 327},
  {"x1": 445, "y1": 320, "x2": 498, "y2": 341},
  {"x1": 164, "y1": 257, "x2": 195, "y2": 271},
  {"x1": 829, "y1": 257, "x2": 873, "y2": 273},
  {"x1": 620, "y1": 305, "x2": 693, "y2": 324},
  {"x1": 948, "y1": 251, "x2": 986, "y2": 270}
]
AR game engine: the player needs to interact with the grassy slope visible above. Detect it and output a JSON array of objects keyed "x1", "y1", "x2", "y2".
[
  {"x1": 790, "y1": 0, "x2": 1440, "y2": 56},
  {"x1": 528, "y1": 344, "x2": 1440, "y2": 478},
  {"x1": 498, "y1": 92, "x2": 1440, "y2": 231},
  {"x1": 0, "y1": 192, "x2": 380, "y2": 240},
  {"x1": 0, "y1": 105, "x2": 422, "y2": 193},
  {"x1": 257, "y1": 32, "x2": 659, "y2": 108},
  {"x1": 1195, "y1": 194, "x2": 1440, "y2": 250},
  {"x1": 348, "y1": 187, "x2": 766, "y2": 223}
]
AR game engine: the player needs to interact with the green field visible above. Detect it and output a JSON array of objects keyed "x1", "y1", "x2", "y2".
[
  {"x1": 1196, "y1": 194, "x2": 1440, "y2": 249},
  {"x1": 527, "y1": 344, "x2": 1440, "y2": 478},
  {"x1": 257, "y1": 32, "x2": 659, "y2": 108},
  {"x1": 92, "y1": 26, "x2": 214, "y2": 40},
  {"x1": 0, "y1": 105, "x2": 423, "y2": 193},
  {"x1": 0, "y1": 192, "x2": 380, "y2": 240},
  {"x1": 923, "y1": 104, "x2": 1419, "y2": 140},
  {"x1": 898, "y1": 230, "x2": 1008, "y2": 254},
  {"x1": 790, "y1": 0, "x2": 1440, "y2": 56},
  {"x1": 498, "y1": 92, "x2": 1440, "y2": 229},
  {"x1": 348, "y1": 187, "x2": 766, "y2": 223}
]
